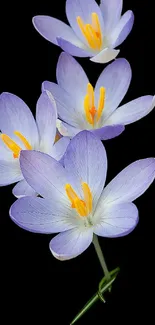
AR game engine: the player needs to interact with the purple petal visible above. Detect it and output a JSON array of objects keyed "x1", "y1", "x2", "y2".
[
  {"x1": 0, "y1": 92, "x2": 39, "y2": 148},
  {"x1": 95, "y1": 59, "x2": 131, "y2": 120},
  {"x1": 56, "y1": 52, "x2": 89, "y2": 105},
  {"x1": 64, "y1": 131, "x2": 107, "y2": 210},
  {"x1": 57, "y1": 37, "x2": 92, "y2": 57},
  {"x1": 51, "y1": 137, "x2": 70, "y2": 161},
  {"x1": 66, "y1": 0, "x2": 104, "y2": 45},
  {"x1": 42, "y1": 81, "x2": 80, "y2": 127},
  {"x1": 0, "y1": 159, "x2": 22, "y2": 186},
  {"x1": 90, "y1": 48, "x2": 120, "y2": 63},
  {"x1": 49, "y1": 227, "x2": 93, "y2": 260},
  {"x1": 10, "y1": 197, "x2": 75, "y2": 234},
  {"x1": 36, "y1": 91, "x2": 57, "y2": 154},
  {"x1": 111, "y1": 11, "x2": 134, "y2": 48},
  {"x1": 94, "y1": 203, "x2": 138, "y2": 238},
  {"x1": 0, "y1": 140, "x2": 13, "y2": 160},
  {"x1": 32, "y1": 15, "x2": 81, "y2": 45},
  {"x1": 56, "y1": 120, "x2": 81, "y2": 138},
  {"x1": 101, "y1": 158, "x2": 155, "y2": 205},
  {"x1": 100, "y1": 0, "x2": 123, "y2": 34},
  {"x1": 104, "y1": 96, "x2": 155, "y2": 126},
  {"x1": 12, "y1": 179, "x2": 37, "y2": 198},
  {"x1": 92, "y1": 125, "x2": 125, "y2": 140},
  {"x1": 19, "y1": 150, "x2": 69, "y2": 203}
]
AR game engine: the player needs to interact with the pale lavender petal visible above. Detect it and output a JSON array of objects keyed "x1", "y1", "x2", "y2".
[
  {"x1": 90, "y1": 48, "x2": 120, "y2": 63},
  {"x1": 0, "y1": 140, "x2": 13, "y2": 160},
  {"x1": 0, "y1": 159, "x2": 22, "y2": 186},
  {"x1": 32, "y1": 15, "x2": 81, "y2": 46},
  {"x1": 42, "y1": 81, "x2": 80, "y2": 127},
  {"x1": 66, "y1": 0, "x2": 104, "y2": 45},
  {"x1": 0, "y1": 92, "x2": 39, "y2": 149},
  {"x1": 12, "y1": 179, "x2": 37, "y2": 198},
  {"x1": 64, "y1": 131, "x2": 107, "y2": 210},
  {"x1": 111, "y1": 11, "x2": 134, "y2": 48},
  {"x1": 104, "y1": 96, "x2": 154, "y2": 126},
  {"x1": 36, "y1": 91, "x2": 57, "y2": 154},
  {"x1": 56, "y1": 52, "x2": 89, "y2": 104},
  {"x1": 57, "y1": 37, "x2": 92, "y2": 57},
  {"x1": 92, "y1": 125, "x2": 125, "y2": 140},
  {"x1": 95, "y1": 59, "x2": 131, "y2": 120},
  {"x1": 20, "y1": 150, "x2": 69, "y2": 203},
  {"x1": 49, "y1": 227, "x2": 93, "y2": 260},
  {"x1": 51, "y1": 137, "x2": 70, "y2": 161},
  {"x1": 56, "y1": 120, "x2": 81, "y2": 138},
  {"x1": 100, "y1": 0, "x2": 123, "y2": 34},
  {"x1": 94, "y1": 203, "x2": 138, "y2": 238},
  {"x1": 101, "y1": 159, "x2": 155, "y2": 205},
  {"x1": 10, "y1": 197, "x2": 75, "y2": 233}
]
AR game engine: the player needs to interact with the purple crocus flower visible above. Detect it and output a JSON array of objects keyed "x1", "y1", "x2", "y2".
[
  {"x1": 10, "y1": 131, "x2": 155, "y2": 260},
  {"x1": 42, "y1": 52, "x2": 155, "y2": 140},
  {"x1": 33, "y1": 0, "x2": 134, "y2": 64},
  {"x1": 0, "y1": 91, "x2": 70, "y2": 198}
]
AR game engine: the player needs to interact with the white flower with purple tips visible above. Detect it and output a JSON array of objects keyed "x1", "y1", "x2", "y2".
[
  {"x1": 0, "y1": 91, "x2": 70, "y2": 198},
  {"x1": 10, "y1": 131, "x2": 155, "y2": 260},
  {"x1": 43, "y1": 52, "x2": 155, "y2": 140},
  {"x1": 33, "y1": 0, "x2": 134, "y2": 64}
]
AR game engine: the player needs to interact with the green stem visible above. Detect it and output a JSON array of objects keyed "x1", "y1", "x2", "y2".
[{"x1": 93, "y1": 234, "x2": 111, "y2": 281}]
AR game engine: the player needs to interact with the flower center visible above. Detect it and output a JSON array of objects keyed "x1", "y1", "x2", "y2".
[
  {"x1": 65, "y1": 182, "x2": 92, "y2": 217},
  {"x1": 76, "y1": 12, "x2": 102, "y2": 50},
  {"x1": 0, "y1": 131, "x2": 32, "y2": 158},
  {"x1": 84, "y1": 83, "x2": 105, "y2": 126}
]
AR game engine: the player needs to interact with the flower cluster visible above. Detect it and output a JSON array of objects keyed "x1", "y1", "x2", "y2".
[{"x1": 0, "y1": 0, "x2": 155, "y2": 320}]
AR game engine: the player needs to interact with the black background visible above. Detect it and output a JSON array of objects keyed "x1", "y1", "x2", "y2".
[{"x1": 0, "y1": 0, "x2": 155, "y2": 324}]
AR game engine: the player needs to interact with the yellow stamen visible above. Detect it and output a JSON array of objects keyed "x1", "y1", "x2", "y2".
[
  {"x1": 76, "y1": 13, "x2": 102, "y2": 50},
  {"x1": 81, "y1": 182, "x2": 92, "y2": 215},
  {"x1": 1, "y1": 131, "x2": 32, "y2": 159},
  {"x1": 84, "y1": 94, "x2": 94, "y2": 125},
  {"x1": 14, "y1": 131, "x2": 32, "y2": 150},
  {"x1": 0, "y1": 134, "x2": 21, "y2": 158},
  {"x1": 74, "y1": 198, "x2": 87, "y2": 217},
  {"x1": 96, "y1": 87, "x2": 106, "y2": 122},
  {"x1": 65, "y1": 183, "x2": 92, "y2": 217},
  {"x1": 92, "y1": 12, "x2": 102, "y2": 47},
  {"x1": 54, "y1": 132, "x2": 61, "y2": 143},
  {"x1": 84, "y1": 83, "x2": 106, "y2": 125}
]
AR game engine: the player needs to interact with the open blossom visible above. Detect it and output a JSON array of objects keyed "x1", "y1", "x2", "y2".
[
  {"x1": 33, "y1": 0, "x2": 134, "y2": 64},
  {"x1": 10, "y1": 131, "x2": 155, "y2": 260},
  {"x1": 43, "y1": 52, "x2": 155, "y2": 139},
  {"x1": 0, "y1": 91, "x2": 70, "y2": 198}
]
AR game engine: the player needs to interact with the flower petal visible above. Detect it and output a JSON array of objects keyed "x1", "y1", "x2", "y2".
[
  {"x1": 90, "y1": 48, "x2": 120, "y2": 63},
  {"x1": 36, "y1": 91, "x2": 57, "y2": 154},
  {"x1": 50, "y1": 137, "x2": 70, "y2": 161},
  {"x1": 57, "y1": 37, "x2": 92, "y2": 57},
  {"x1": 111, "y1": 11, "x2": 134, "y2": 48},
  {"x1": 95, "y1": 59, "x2": 131, "y2": 120},
  {"x1": 12, "y1": 179, "x2": 37, "y2": 198},
  {"x1": 101, "y1": 158, "x2": 155, "y2": 205},
  {"x1": 104, "y1": 96, "x2": 155, "y2": 126},
  {"x1": 0, "y1": 159, "x2": 22, "y2": 186},
  {"x1": 42, "y1": 81, "x2": 81, "y2": 127},
  {"x1": 49, "y1": 227, "x2": 93, "y2": 260},
  {"x1": 64, "y1": 131, "x2": 107, "y2": 210},
  {"x1": 66, "y1": 0, "x2": 104, "y2": 44},
  {"x1": 56, "y1": 52, "x2": 89, "y2": 104},
  {"x1": 20, "y1": 150, "x2": 69, "y2": 203},
  {"x1": 56, "y1": 120, "x2": 81, "y2": 138},
  {"x1": 94, "y1": 203, "x2": 138, "y2": 238},
  {"x1": 0, "y1": 92, "x2": 39, "y2": 148},
  {"x1": 100, "y1": 0, "x2": 123, "y2": 34},
  {"x1": 10, "y1": 197, "x2": 75, "y2": 233},
  {"x1": 32, "y1": 15, "x2": 81, "y2": 45},
  {"x1": 92, "y1": 125, "x2": 125, "y2": 140}
]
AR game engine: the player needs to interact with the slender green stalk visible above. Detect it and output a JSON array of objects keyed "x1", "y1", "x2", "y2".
[{"x1": 93, "y1": 234, "x2": 111, "y2": 281}]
